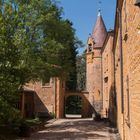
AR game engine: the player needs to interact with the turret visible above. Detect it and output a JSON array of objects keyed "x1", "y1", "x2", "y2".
[
  {"x1": 86, "y1": 11, "x2": 107, "y2": 115},
  {"x1": 92, "y1": 11, "x2": 107, "y2": 48}
]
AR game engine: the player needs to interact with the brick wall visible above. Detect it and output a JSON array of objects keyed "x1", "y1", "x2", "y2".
[
  {"x1": 92, "y1": 49, "x2": 103, "y2": 113},
  {"x1": 102, "y1": 32, "x2": 116, "y2": 123},
  {"x1": 86, "y1": 48, "x2": 103, "y2": 114},
  {"x1": 65, "y1": 92, "x2": 90, "y2": 118},
  {"x1": 122, "y1": 1, "x2": 140, "y2": 139},
  {"x1": 55, "y1": 78, "x2": 65, "y2": 118},
  {"x1": 25, "y1": 79, "x2": 55, "y2": 117},
  {"x1": 114, "y1": 37, "x2": 124, "y2": 137},
  {"x1": 25, "y1": 78, "x2": 65, "y2": 118},
  {"x1": 114, "y1": 0, "x2": 140, "y2": 139}
]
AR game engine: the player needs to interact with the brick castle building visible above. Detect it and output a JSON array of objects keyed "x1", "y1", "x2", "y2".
[
  {"x1": 20, "y1": 0, "x2": 140, "y2": 139},
  {"x1": 113, "y1": 0, "x2": 140, "y2": 140},
  {"x1": 86, "y1": 0, "x2": 140, "y2": 140},
  {"x1": 21, "y1": 78, "x2": 65, "y2": 119}
]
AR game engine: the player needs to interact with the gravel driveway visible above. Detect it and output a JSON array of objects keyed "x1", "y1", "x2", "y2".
[{"x1": 19, "y1": 118, "x2": 117, "y2": 140}]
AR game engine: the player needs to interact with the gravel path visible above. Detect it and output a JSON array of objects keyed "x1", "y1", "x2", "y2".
[{"x1": 19, "y1": 118, "x2": 117, "y2": 140}]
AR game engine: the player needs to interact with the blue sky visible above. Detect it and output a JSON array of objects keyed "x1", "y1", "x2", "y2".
[{"x1": 59, "y1": 0, "x2": 116, "y2": 53}]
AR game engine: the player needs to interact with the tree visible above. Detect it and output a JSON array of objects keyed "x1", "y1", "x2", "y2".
[
  {"x1": 65, "y1": 96, "x2": 82, "y2": 115},
  {"x1": 76, "y1": 53, "x2": 86, "y2": 91},
  {"x1": 0, "y1": 0, "x2": 80, "y2": 123}
]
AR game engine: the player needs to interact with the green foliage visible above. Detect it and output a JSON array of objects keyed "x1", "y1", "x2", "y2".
[
  {"x1": 49, "y1": 112, "x2": 56, "y2": 119},
  {"x1": 76, "y1": 53, "x2": 86, "y2": 91},
  {"x1": 65, "y1": 96, "x2": 82, "y2": 114},
  {"x1": 0, "y1": 0, "x2": 81, "y2": 125},
  {"x1": 0, "y1": 97, "x2": 21, "y2": 124},
  {"x1": 25, "y1": 117, "x2": 41, "y2": 126},
  {"x1": 18, "y1": 120, "x2": 31, "y2": 137}
]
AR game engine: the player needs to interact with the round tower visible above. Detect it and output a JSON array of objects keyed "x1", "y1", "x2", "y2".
[{"x1": 86, "y1": 11, "x2": 107, "y2": 115}]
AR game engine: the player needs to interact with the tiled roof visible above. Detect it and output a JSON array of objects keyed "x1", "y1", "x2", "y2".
[{"x1": 92, "y1": 13, "x2": 107, "y2": 48}]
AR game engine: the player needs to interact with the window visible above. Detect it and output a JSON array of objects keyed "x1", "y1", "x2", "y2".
[
  {"x1": 42, "y1": 78, "x2": 52, "y2": 88},
  {"x1": 104, "y1": 77, "x2": 108, "y2": 83}
]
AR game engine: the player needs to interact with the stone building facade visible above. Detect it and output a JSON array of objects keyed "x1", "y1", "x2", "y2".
[
  {"x1": 86, "y1": 1, "x2": 140, "y2": 139},
  {"x1": 86, "y1": 12, "x2": 107, "y2": 115},
  {"x1": 101, "y1": 31, "x2": 117, "y2": 125},
  {"x1": 21, "y1": 78, "x2": 65, "y2": 119},
  {"x1": 21, "y1": 77, "x2": 91, "y2": 119},
  {"x1": 113, "y1": 0, "x2": 140, "y2": 140},
  {"x1": 20, "y1": 1, "x2": 140, "y2": 139}
]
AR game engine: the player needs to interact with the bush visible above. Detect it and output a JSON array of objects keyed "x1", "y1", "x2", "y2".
[
  {"x1": 50, "y1": 112, "x2": 56, "y2": 119},
  {"x1": 25, "y1": 117, "x2": 41, "y2": 126},
  {"x1": 0, "y1": 98, "x2": 21, "y2": 125},
  {"x1": 18, "y1": 121, "x2": 31, "y2": 137},
  {"x1": 0, "y1": 98, "x2": 33, "y2": 137}
]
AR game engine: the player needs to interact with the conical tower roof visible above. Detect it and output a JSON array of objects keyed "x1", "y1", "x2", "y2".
[{"x1": 92, "y1": 12, "x2": 107, "y2": 48}]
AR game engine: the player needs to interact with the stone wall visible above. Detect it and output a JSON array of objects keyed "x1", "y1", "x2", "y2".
[
  {"x1": 24, "y1": 78, "x2": 64, "y2": 118},
  {"x1": 92, "y1": 49, "x2": 103, "y2": 114},
  {"x1": 101, "y1": 32, "x2": 116, "y2": 124},
  {"x1": 86, "y1": 48, "x2": 103, "y2": 115},
  {"x1": 25, "y1": 79, "x2": 55, "y2": 117},
  {"x1": 114, "y1": 0, "x2": 140, "y2": 139},
  {"x1": 55, "y1": 78, "x2": 65, "y2": 118}
]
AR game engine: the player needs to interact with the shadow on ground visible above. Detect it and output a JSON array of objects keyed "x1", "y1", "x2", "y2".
[{"x1": 22, "y1": 118, "x2": 111, "y2": 140}]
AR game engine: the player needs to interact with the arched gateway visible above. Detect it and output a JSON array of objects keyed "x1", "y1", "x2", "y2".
[
  {"x1": 20, "y1": 11, "x2": 107, "y2": 120},
  {"x1": 64, "y1": 92, "x2": 91, "y2": 118},
  {"x1": 21, "y1": 79, "x2": 93, "y2": 119}
]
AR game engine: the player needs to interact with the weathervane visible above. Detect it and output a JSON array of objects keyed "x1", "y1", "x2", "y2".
[{"x1": 98, "y1": 0, "x2": 102, "y2": 16}]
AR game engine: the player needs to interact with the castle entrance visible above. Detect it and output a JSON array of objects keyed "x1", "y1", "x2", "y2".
[
  {"x1": 64, "y1": 92, "x2": 91, "y2": 118},
  {"x1": 65, "y1": 95, "x2": 82, "y2": 118}
]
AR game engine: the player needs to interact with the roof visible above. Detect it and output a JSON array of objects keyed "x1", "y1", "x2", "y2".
[
  {"x1": 92, "y1": 12, "x2": 107, "y2": 48},
  {"x1": 23, "y1": 86, "x2": 35, "y2": 93}
]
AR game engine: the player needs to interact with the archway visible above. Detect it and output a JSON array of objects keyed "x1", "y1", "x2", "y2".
[
  {"x1": 65, "y1": 95, "x2": 82, "y2": 118},
  {"x1": 64, "y1": 92, "x2": 90, "y2": 118}
]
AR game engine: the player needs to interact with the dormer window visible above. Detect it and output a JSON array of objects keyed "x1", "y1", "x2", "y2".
[{"x1": 135, "y1": 0, "x2": 140, "y2": 7}]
